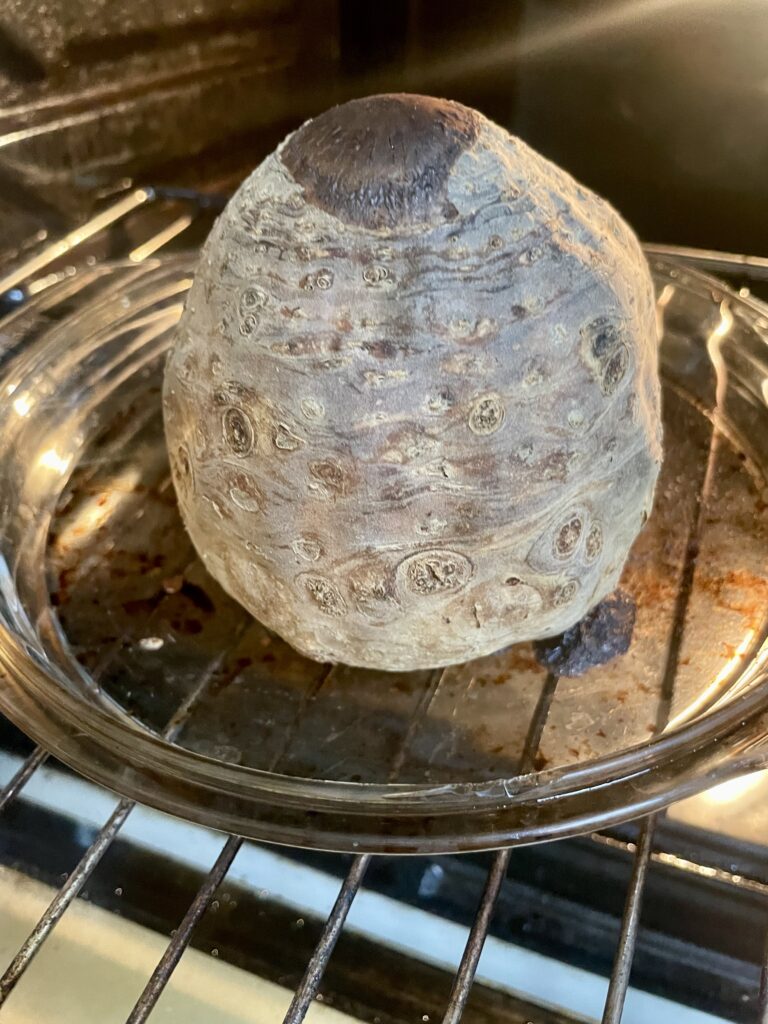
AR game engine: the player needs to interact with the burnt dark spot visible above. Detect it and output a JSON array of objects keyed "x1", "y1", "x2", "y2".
[
  {"x1": 181, "y1": 581, "x2": 215, "y2": 614},
  {"x1": 510, "y1": 304, "x2": 527, "y2": 320},
  {"x1": 58, "y1": 566, "x2": 77, "y2": 593},
  {"x1": 280, "y1": 94, "x2": 478, "y2": 229},
  {"x1": 123, "y1": 595, "x2": 164, "y2": 617},
  {"x1": 505, "y1": 576, "x2": 522, "y2": 587},
  {"x1": 534, "y1": 590, "x2": 636, "y2": 677}
]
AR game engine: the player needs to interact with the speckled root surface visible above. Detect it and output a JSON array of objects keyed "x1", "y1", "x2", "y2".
[{"x1": 163, "y1": 93, "x2": 662, "y2": 671}]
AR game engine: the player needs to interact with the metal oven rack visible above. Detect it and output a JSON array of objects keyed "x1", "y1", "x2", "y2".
[{"x1": 1, "y1": 187, "x2": 768, "y2": 1024}]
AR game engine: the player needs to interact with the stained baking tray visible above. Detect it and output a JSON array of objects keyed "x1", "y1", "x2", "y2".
[{"x1": 0, "y1": 191, "x2": 767, "y2": 853}]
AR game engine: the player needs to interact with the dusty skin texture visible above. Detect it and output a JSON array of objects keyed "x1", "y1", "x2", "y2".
[{"x1": 164, "y1": 94, "x2": 662, "y2": 670}]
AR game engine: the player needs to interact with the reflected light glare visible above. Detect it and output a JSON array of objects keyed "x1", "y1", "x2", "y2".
[
  {"x1": 665, "y1": 627, "x2": 756, "y2": 732},
  {"x1": 703, "y1": 770, "x2": 767, "y2": 806},
  {"x1": 655, "y1": 283, "x2": 675, "y2": 339},
  {"x1": 399, "y1": 0, "x2": 723, "y2": 91},
  {"x1": 53, "y1": 465, "x2": 142, "y2": 548},
  {"x1": 711, "y1": 300, "x2": 734, "y2": 340},
  {"x1": 12, "y1": 394, "x2": 32, "y2": 417},
  {"x1": 706, "y1": 299, "x2": 731, "y2": 436},
  {"x1": 38, "y1": 448, "x2": 72, "y2": 475}
]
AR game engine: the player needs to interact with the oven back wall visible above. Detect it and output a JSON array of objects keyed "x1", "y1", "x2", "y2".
[{"x1": 1, "y1": 0, "x2": 767, "y2": 260}]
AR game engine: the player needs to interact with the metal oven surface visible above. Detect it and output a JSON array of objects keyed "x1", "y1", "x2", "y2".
[{"x1": 2, "y1": 3, "x2": 768, "y2": 1022}]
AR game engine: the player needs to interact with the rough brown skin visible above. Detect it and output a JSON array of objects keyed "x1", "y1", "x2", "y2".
[{"x1": 164, "y1": 93, "x2": 662, "y2": 671}]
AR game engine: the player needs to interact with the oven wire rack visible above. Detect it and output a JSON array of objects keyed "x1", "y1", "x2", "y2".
[{"x1": 0, "y1": 185, "x2": 767, "y2": 1024}]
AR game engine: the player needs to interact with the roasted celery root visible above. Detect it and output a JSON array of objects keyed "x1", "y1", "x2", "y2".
[{"x1": 164, "y1": 94, "x2": 661, "y2": 670}]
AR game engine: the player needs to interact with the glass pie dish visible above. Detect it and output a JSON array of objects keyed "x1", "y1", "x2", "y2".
[{"x1": 0, "y1": 249, "x2": 766, "y2": 853}]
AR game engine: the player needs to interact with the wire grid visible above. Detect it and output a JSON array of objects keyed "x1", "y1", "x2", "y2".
[{"x1": 0, "y1": 188, "x2": 765, "y2": 1024}]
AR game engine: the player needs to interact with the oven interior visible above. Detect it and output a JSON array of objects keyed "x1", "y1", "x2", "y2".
[{"x1": 2, "y1": 2, "x2": 768, "y2": 1022}]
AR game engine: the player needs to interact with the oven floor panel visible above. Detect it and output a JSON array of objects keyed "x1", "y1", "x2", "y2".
[{"x1": 0, "y1": 866, "x2": 355, "y2": 1024}]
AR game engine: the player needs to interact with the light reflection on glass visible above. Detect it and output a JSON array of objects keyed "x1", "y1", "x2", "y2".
[
  {"x1": 38, "y1": 448, "x2": 72, "y2": 475},
  {"x1": 12, "y1": 395, "x2": 32, "y2": 418},
  {"x1": 52, "y1": 466, "x2": 142, "y2": 548},
  {"x1": 655, "y1": 282, "x2": 675, "y2": 339},
  {"x1": 666, "y1": 628, "x2": 756, "y2": 732},
  {"x1": 702, "y1": 770, "x2": 767, "y2": 805}
]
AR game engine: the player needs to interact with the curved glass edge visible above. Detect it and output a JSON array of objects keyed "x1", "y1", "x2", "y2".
[{"x1": 2, "y1": 634, "x2": 768, "y2": 852}]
